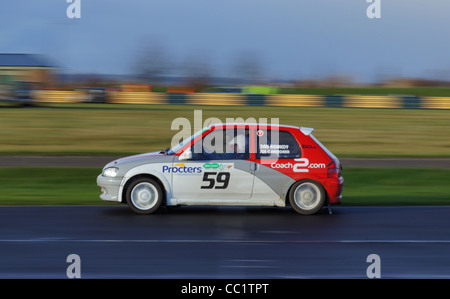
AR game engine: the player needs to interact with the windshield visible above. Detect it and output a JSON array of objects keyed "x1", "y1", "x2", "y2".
[{"x1": 168, "y1": 127, "x2": 208, "y2": 155}]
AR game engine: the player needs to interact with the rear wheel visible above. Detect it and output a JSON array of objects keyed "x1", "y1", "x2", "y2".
[
  {"x1": 289, "y1": 180, "x2": 325, "y2": 215},
  {"x1": 125, "y1": 178, "x2": 163, "y2": 214}
]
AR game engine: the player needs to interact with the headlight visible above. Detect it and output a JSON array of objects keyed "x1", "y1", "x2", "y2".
[{"x1": 102, "y1": 167, "x2": 119, "y2": 177}]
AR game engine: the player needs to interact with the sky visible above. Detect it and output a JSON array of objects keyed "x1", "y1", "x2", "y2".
[{"x1": 1, "y1": 0, "x2": 449, "y2": 83}]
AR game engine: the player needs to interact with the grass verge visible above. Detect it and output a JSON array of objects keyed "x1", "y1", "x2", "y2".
[
  {"x1": 0, "y1": 167, "x2": 448, "y2": 206},
  {"x1": 1, "y1": 104, "x2": 450, "y2": 157}
]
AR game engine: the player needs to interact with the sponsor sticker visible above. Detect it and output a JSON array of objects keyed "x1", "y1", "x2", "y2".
[
  {"x1": 162, "y1": 163, "x2": 203, "y2": 174},
  {"x1": 203, "y1": 163, "x2": 220, "y2": 169},
  {"x1": 203, "y1": 163, "x2": 234, "y2": 171},
  {"x1": 221, "y1": 163, "x2": 234, "y2": 171},
  {"x1": 270, "y1": 158, "x2": 325, "y2": 173}
]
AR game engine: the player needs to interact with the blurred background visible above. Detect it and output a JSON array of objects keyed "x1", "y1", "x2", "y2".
[{"x1": 1, "y1": 0, "x2": 450, "y2": 101}]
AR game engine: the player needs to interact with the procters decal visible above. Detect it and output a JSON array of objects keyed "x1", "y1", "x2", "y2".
[{"x1": 162, "y1": 163, "x2": 203, "y2": 174}]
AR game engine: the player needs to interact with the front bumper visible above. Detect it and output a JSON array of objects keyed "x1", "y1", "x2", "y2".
[{"x1": 96, "y1": 174, "x2": 123, "y2": 202}]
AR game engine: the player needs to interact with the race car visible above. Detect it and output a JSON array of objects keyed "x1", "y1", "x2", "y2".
[{"x1": 97, "y1": 123, "x2": 344, "y2": 215}]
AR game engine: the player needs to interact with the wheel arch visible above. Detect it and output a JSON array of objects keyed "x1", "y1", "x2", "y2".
[
  {"x1": 120, "y1": 173, "x2": 168, "y2": 205},
  {"x1": 284, "y1": 178, "x2": 329, "y2": 207}
]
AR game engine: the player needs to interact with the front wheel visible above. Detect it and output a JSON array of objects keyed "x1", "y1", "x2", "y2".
[
  {"x1": 125, "y1": 178, "x2": 163, "y2": 214},
  {"x1": 289, "y1": 180, "x2": 325, "y2": 215}
]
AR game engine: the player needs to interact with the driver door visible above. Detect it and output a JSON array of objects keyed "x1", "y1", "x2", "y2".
[{"x1": 172, "y1": 127, "x2": 254, "y2": 202}]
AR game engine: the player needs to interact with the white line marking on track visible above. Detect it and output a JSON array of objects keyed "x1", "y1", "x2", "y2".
[{"x1": 1, "y1": 239, "x2": 450, "y2": 244}]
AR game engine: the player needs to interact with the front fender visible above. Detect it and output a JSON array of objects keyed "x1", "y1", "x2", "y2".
[{"x1": 118, "y1": 163, "x2": 173, "y2": 203}]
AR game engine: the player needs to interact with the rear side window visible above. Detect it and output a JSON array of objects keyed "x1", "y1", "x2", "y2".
[{"x1": 256, "y1": 129, "x2": 301, "y2": 159}]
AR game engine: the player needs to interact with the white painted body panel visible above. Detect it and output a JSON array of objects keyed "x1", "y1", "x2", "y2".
[{"x1": 112, "y1": 161, "x2": 283, "y2": 207}]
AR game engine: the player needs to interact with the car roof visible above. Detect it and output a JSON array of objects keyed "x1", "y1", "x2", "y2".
[{"x1": 207, "y1": 123, "x2": 314, "y2": 136}]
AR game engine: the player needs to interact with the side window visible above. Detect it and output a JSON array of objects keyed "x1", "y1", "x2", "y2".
[
  {"x1": 256, "y1": 129, "x2": 301, "y2": 159},
  {"x1": 191, "y1": 128, "x2": 250, "y2": 160}
]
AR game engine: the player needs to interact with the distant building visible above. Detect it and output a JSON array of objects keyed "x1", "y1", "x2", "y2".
[{"x1": 0, "y1": 53, "x2": 56, "y2": 87}]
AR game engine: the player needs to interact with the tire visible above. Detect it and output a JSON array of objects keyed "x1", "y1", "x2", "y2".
[
  {"x1": 289, "y1": 180, "x2": 325, "y2": 215},
  {"x1": 125, "y1": 177, "x2": 163, "y2": 215}
]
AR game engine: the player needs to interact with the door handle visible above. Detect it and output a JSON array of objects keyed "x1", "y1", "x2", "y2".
[{"x1": 250, "y1": 162, "x2": 258, "y2": 172}]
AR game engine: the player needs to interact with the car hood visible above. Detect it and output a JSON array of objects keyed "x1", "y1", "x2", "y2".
[{"x1": 104, "y1": 151, "x2": 175, "y2": 169}]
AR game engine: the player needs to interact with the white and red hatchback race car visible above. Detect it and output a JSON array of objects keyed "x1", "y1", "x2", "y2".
[{"x1": 97, "y1": 123, "x2": 344, "y2": 215}]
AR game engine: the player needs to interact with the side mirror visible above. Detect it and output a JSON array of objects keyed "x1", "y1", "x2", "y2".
[{"x1": 179, "y1": 148, "x2": 192, "y2": 161}]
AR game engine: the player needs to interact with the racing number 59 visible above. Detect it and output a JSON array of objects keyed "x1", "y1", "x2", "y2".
[{"x1": 201, "y1": 172, "x2": 230, "y2": 189}]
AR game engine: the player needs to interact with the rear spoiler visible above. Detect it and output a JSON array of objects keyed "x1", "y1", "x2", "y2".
[{"x1": 300, "y1": 127, "x2": 314, "y2": 136}]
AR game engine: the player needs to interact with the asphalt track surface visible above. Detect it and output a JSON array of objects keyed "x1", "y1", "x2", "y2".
[
  {"x1": 1, "y1": 205, "x2": 450, "y2": 279},
  {"x1": 2, "y1": 156, "x2": 449, "y2": 280}
]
